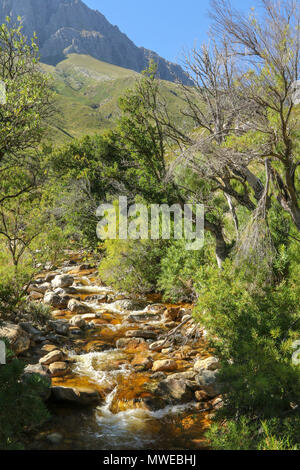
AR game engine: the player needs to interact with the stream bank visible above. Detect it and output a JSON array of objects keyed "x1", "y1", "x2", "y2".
[{"x1": 6, "y1": 252, "x2": 222, "y2": 450}]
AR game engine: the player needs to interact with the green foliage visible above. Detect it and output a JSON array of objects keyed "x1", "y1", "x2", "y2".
[
  {"x1": 194, "y1": 243, "x2": 300, "y2": 418},
  {"x1": 0, "y1": 349, "x2": 50, "y2": 450},
  {"x1": 207, "y1": 416, "x2": 300, "y2": 451},
  {"x1": 158, "y1": 240, "x2": 206, "y2": 302},
  {"x1": 99, "y1": 238, "x2": 168, "y2": 294}
]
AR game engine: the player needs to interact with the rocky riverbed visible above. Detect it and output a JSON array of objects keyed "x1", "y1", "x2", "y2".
[{"x1": 0, "y1": 252, "x2": 223, "y2": 450}]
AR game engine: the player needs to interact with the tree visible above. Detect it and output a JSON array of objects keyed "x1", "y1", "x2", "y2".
[{"x1": 0, "y1": 17, "x2": 53, "y2": 205}]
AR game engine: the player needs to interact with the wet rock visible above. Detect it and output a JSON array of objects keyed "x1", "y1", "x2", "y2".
[
  {"x1": 141, "y1": 397, "x2": 167, "y2": 411},
  {"x1": 157, "y1": 378, "x2": 194, "y2": 403},
  {"x1": 39, "y1": 349, "x2": 64, "y2": 365},
  {"x1": 195, "y1": 370, "x2": 222, "y2": 397},
  {"x1": 194, "y1": 356, "x2": 220, "y2": 372},
  {"x1": 51, "y1": 386, "x2": 101, "y2": 405},
  {"x1": 48, "y1": 320, "x2": 69, "y2": 336},
  {"x1": 116, "y1": 337, "x2": 149, "y2": 352},
  {"x1": 126, "y1": 330, "x2": 157, "y2": 340},
  {"x1": 152, "y1": 359, "x2": 178, "y2": 372},
  {"x1": 68, "y1": 298, "x2": 92, "y2": 314},
  {"x1": 69, "y1": 315, "x2": 86, "y2": 328},
  {"x1": 49, "y1": 361, "x2": 69, "y2": 377},
  {"x1": 51, "y1": 274, "x2": 74, "y2": 289},
  {"x1": 0, "y1": 322, "x2": 30, "y2": 355},
  {"x1": 131, "y1": 353, "x2": 153, "y2": 371},
  {"x1": 46, "y1": 433, "x2": 63, "y2": 445}
]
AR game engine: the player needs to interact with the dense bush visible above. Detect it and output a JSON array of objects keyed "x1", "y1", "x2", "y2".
[{"x1": 0, "y1": 347, "x2": 50, "y2": 450}]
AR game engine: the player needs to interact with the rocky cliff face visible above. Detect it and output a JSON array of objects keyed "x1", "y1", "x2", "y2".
[{"x1": 0, "y1": 0, "x2": 190, "y2": 83}]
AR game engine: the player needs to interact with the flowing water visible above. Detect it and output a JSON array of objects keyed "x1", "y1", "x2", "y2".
[{"x1": 30, "y1": 257, "x2": 211, "y2": 450}]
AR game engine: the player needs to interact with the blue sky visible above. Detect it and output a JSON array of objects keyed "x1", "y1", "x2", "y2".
[{"x1": 84, "y1": 0, "x2": 260, "y2": 63}]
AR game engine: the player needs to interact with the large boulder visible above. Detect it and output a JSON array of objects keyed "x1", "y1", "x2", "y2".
[
  {"x1": 152, "y1": 359, "x2": 178, "y2": 372},
  {"x1": 67, "y1": 298, "x2": 91, "y2": 314},
  {"x1": 157, "y1": 378, "x2": 194, "y2": 403},
  {"x1": 196, "y1": 370, "x2": 222, "y2": 397},
  {"x1": 0, "y1": 322, "x2": 30, "y2": 355},
  {"x1": 194, "y1": 357, "x2": 220, "y2": 372},
  {"x1": 51, "y1": 386, "x2": 101, "y2": 405},
  {"x1": 39, "y1": 349, "x2": 64, "y2": 366},
  {"x1": 51, "y1": 274, "x2": 74, "y2": 289}
]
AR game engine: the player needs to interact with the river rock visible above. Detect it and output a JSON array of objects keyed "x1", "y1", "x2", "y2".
[
  {"x1": 194, "y1": 356, "x2": 220, "y2": 372},
  {"x1": 131, "y1": 353, "x2": 153, "y2": 371},
  {"x1": 116, "y1": 337, "x2": 149, "y2": 352},
  {"x1": 114, "y1": 299, "x2": 149, "y2": 312},
  {"x1": 0, "y1": 322, "x2": 30, "y2": 355},
  {"x1": 146, "y1": 304, "x2": 167, "y2": 315},
  {"x1": 48, "y1": 320, "x2": 69, "y2": 336},
  {"x1": 152, "y1": 359, "x2": 178, "y2": 372},
  {"x1": 28, "y1": 283, "x2": 51, "y2": 294},
  {"x1": 125, "y1": 330, "x2": 157, "y2": 340},
  {"x1": 44, "y1": 273, "x2": 57, "y2": 283},
  {"x1": 196, "y1": 370, "x2": 222, "y2": 397},
  {"x1": 68, "y1": 298, "x2": 92, "y2": 314},
  {"x1": 157, "y1": 378, "x2": 194, "y2": 403},
  {"x1": 49, "y1": 361, "x2": 69, "y2": 377},
  {"x1": 51, "y1": 274, "x2": 74, "y2": 289},
  {"x1": 168, "y1": 371, "x2": 196, "y2": 381},
  {"x1": 19, "y1": 322, "x2": 41, "y2": 337},
  {"x1": 39, "y1": 349, "x2": 63, "y2": 365},
  {"x1": 29, "y1": 291, "x2": 44, "y2": 300},
  {"x1": 127, "y1": 312, "x2": 161, "y2": 323},
  {"x1": 51, "y1": 386, "x2": 101, "y2": 405},
  {"x1": 69, "y1": 315, "x2": 86, "y2": 328},
  {"x1": 44, "y1": 292, "x2": 69, "y2": 309}
]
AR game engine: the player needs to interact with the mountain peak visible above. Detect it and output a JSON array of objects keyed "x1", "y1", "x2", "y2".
[{"x1": 0, "y1": 0, "x2": 190, "y2": 83}]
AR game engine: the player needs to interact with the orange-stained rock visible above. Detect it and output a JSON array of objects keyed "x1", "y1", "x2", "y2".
[
  {"x1": 132, "y1": 353, "x2": 153, "y2": 371},
  {"x1": 49, "y1": 361, "x2": 69, "y2": 377},
  {"x1": 152, "y1": 359, "x2": 178, "y2": 372}
]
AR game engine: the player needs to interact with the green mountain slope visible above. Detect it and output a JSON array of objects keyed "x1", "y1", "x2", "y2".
[{"x1": 43, "y1": 54, "x2": 186, "y2": 143}]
